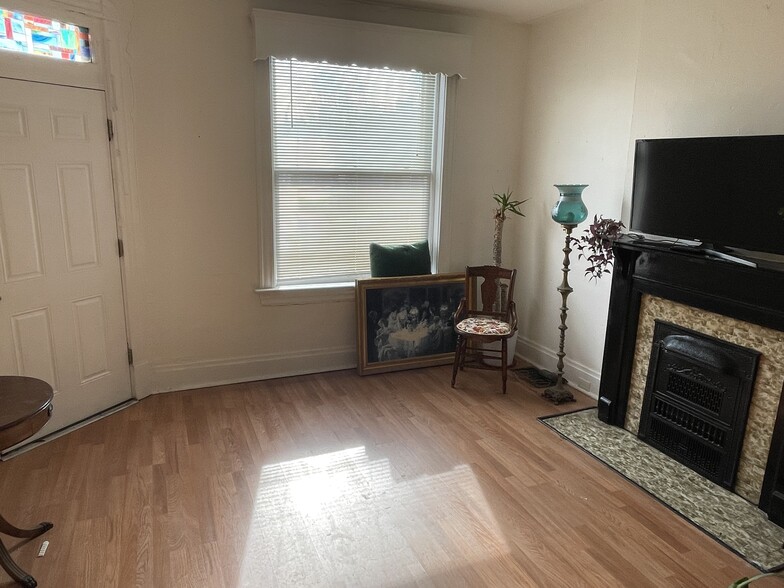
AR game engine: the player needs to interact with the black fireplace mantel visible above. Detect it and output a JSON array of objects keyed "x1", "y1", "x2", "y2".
[{"x1": 597, "y1": 236, "x2": 784, "y2": 522}]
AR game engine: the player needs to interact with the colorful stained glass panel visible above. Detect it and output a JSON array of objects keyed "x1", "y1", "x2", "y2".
[{"x1": 0, "y1": 7, "x2": 91, "y2": 62}]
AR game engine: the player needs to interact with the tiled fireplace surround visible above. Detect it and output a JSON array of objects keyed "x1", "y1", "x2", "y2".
[
  {"x1": 625, "y1": 295, "x2": 783, "y2": 503},
  {"x1": 597, "y1": 238, "x2": 784, "y2": 521}
]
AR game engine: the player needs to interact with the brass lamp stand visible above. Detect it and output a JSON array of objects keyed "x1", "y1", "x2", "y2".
[
  {"x1": 543, "y1": 184, "x2": 588, "y2": 404},
  {"x1": 543, "y1": 224, "x2": 577, "y2": 404}
]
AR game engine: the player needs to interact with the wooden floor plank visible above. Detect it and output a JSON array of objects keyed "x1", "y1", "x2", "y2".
[{"x1": 0, "y1": 366, "x2": 759, "y2": 586}]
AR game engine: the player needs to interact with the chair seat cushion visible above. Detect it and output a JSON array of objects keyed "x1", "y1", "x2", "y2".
[{"x1": 456, "y1": 317, "x2": 512, "y2": 336}]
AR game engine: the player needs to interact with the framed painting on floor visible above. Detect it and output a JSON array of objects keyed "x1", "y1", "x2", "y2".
[{"x1": 355, "y1": 272, "x2": 466, "y2": 376}]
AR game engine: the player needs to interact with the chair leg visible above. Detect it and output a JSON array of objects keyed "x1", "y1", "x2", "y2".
[
  {"x1": 451, "y1": 335, "x2": 463, "y2": 388},
  {"x1": 501, "y1": 338, "x2": 508, "y2": 394}
]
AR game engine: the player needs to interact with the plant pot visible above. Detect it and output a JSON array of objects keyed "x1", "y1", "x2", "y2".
[{"x1": 481, "y1": 329, "x2": 517, "y2": 367}]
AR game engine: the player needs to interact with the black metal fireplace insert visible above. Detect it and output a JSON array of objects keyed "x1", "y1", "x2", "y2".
[{"x1": 638, "y1": 321, "x2": 759, "y2": 490}]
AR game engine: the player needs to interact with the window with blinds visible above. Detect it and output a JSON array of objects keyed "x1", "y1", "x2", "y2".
[{"x1": 270, "y1": 58, "x2": 445, "y2": 285}]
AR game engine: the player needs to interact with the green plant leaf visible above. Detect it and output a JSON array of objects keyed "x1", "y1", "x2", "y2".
[
  {"x1": 493, "y1": 189, "x2": 528, "y2": 218},
  {"x1": 572, "y1": 215, "x2": 625, "y2": 281}
]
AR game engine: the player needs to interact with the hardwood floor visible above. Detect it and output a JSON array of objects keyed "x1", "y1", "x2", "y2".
[{"x1": 0, "y1": 367, "x2": 761, "y2": 587}]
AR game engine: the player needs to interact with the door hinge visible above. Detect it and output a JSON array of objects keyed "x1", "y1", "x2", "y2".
[
  {"x1": 118, "y1": 238, "x2": 124, "y2": 258},
  {"x1": 107, "y1": 119, "x2": 114, "y2": 142},
  {"x1": 127, "y1": 348, "x2": 134, "y2": 365}
]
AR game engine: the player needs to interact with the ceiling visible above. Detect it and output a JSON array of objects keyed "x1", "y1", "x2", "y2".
[{"x1": 375, "y1": 0, "x2": 599, "y2": 23}]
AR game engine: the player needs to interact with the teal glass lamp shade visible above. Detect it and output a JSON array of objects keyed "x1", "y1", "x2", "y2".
[{"x1": 551, "y1": 184, "x2": 589, "y2": 225}]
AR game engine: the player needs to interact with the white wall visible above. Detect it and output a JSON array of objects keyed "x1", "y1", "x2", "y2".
[
  {"x1": 515, "y1": 0, "x2": 784, "y2": 396},
  {"x1": 122, "y1": 0, "x2": 528, "y2": 394},
  {"x1": 18, "y1": 0, "x2": 779, "y2": 400},
  {"x1": 629, "y1": 0, "x2": 784, "y2": 174}
]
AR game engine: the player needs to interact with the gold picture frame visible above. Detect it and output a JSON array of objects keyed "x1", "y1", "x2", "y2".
[{"x1": 355, "y1": 273, "x2": 466, "y2": 376}]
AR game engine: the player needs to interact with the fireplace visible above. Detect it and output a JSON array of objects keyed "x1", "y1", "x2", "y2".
[
  {"x1": 638, "y1": 321, "x2": 759, "y2": 489},
  {"x1": 597, "y1": 237, "x2": 784, "y2": 522}
]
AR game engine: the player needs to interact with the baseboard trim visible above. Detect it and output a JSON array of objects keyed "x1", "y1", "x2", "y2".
[
  {"x1": 517, "y1": 336, "x2": 600, "y2": 399},
  {"x1": 134, "y1": 338, "x2": 596, "y2": 399},
  {"x1": 146, "y1": 345, "x2": 357, "y2": 394}
]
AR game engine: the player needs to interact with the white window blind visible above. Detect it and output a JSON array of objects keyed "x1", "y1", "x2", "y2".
[{"x1": 270, "y1": 58, "x2": 443, "y2": 285}]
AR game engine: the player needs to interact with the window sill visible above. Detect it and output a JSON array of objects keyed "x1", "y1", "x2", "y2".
[{"x1": 255, "y1": 283, "x2": 356, "y2": 306}]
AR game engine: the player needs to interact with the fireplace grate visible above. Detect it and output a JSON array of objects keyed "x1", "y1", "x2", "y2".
[
  {"x1": 666, "y1": 371, "x2": 722, "y2": 414},
  {"x1": 652, "y1": 398, "x2": 726, "y2": 446},
  {"x1": 638, "y1": 321, "x2": 759, "y2": 490},
  {"x1": 648, "y1": 416, "x2": 721, "y2": 476}
]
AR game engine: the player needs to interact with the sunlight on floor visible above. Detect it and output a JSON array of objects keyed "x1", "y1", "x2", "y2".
[{"x1": 238, "y1": 446, "x2": 509, "y2": 586}]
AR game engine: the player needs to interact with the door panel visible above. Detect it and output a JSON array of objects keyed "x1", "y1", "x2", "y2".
[
  {"x1": 0, "y1": 164, "x2": 44, "y2": 280},
  {"x1": 11, "y1": 307, "x2": 58, "y2": 387},
  {"x1": 57, "y1": 163, "x2": 101, "y2": 269},
  {"x1": 0, "y1": 77, "x2": 131, "y2": 442}
]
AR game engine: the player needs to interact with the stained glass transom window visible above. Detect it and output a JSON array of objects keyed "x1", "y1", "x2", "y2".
[{"x1": 0, "y1": 7, "x2": 91, "y2": 62}]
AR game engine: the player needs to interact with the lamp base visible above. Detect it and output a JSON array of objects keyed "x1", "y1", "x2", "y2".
[{"x1": 542, "y1": 383, "x2": 576, "y2": 405}]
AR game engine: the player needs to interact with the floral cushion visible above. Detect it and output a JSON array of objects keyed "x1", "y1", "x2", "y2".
[{"x1": 456, "y1": 317, "x2": 511, "y2": 336}]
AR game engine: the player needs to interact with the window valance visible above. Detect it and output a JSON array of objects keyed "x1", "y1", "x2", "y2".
[{"x1": 252, "y1": 9, "x2": 472, "y2": 77}]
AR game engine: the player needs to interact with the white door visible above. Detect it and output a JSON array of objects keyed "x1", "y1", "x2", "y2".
[{"x1": 0, "y1": 77, "x2": 131, "y2": 442}]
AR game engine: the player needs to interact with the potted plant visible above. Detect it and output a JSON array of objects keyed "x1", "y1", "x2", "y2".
[
  {"x1": 492, "y1": 189, "x2": 527, "y2": 308},
  {"x1": 571, "y1": 215, "x2": 626, "y2": 280},
  {"x1": 485, "y1": 190, "x2": 527, "y2": 365},
  {"x1": 492, "y1": 189, "x2": 527, "y2": 267}
]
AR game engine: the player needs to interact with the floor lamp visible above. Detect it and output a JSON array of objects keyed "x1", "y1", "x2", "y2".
[{"x1": 543, "y1": 184, "x2": 588, "y2": 405}]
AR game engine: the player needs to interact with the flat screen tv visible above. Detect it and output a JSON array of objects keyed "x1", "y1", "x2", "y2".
[{"x1": 630, "y1": 135, "x2": 784, "y2": 258}]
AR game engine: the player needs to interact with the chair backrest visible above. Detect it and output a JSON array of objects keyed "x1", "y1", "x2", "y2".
[{"x1": 464, "y1": 265, "x2": 516, "y2": 318}]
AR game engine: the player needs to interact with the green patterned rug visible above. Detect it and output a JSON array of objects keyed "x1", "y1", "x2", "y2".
[{"x1": 541, "y1": 408, "x2": 784, "y2": 571}]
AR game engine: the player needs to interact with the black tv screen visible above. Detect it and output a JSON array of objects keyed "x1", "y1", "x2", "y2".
[{"x1": 631, "y1": 135, "x2": 784, "y2": 257}]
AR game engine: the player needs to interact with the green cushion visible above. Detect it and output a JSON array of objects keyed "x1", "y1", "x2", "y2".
[{"x1": 369, "y1": 240, "x2": 432, "y2": 277}]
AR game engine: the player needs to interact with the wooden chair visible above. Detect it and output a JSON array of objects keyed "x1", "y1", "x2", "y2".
[{"x1": 450, "y1": 265, "x2": 517, "y2": 394}]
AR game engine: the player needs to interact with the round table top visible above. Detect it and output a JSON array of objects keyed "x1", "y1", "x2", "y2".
[{"x1": 0, "y1": 376, "x2": 54, "y2": 433}]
